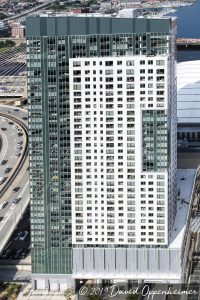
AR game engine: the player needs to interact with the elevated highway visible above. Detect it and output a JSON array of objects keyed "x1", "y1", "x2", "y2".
[
  {"x1": 5, "y1": 1, "x2": 53, "y2": 21},
  {"x1": 0, "y1": 105, "x2": 29, "y2": 255}
]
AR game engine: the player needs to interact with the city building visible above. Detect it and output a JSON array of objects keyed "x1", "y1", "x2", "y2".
[
  {"x1": 112, "y1": 0, "x2": 142, "y2": 8},
  {"x1": 27, "y1": 15, "x2": 181, "y2": 290},
  {"x1": 0, "y1": 20, "x2": 10, "y2": 37},
  {"x1": 11, "y1": 24, "x2": 25, "y2": 38},
  {"x1": 117, "y1": 8, "x2": 140, "y2": 18}
]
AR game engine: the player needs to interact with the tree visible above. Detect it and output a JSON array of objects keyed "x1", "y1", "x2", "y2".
[
  {"x1": 64, "y1": 287, "x2": 74, "y2": 299},
  {"x1": 87, "y1": 295, "x2": 100, "y2": 300},
  {"x1": 126, "y1": 294, "x2": 139, "y2": 300}
]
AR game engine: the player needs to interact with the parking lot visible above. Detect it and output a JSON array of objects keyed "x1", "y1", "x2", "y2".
[{"x1": 0, "y1": 208, "x2": 30, "y2": 262}]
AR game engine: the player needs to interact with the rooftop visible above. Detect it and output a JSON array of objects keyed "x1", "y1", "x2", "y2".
[
  {"x1": 177, "y1": 60, "x2": 200, "y2": 124},
  {"x1": 26, "y1": 14, "x2": 176, "y2": 37},
  {"x1": 169, "y1": 169, "x2": 196, "y2": 249}
]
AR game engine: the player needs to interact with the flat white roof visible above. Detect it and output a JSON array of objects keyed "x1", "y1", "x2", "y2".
[
  {"x1": 177, "y1": 60, "x2": 200, "y2": 124},
  {"x1": 169, "y1": 169, "x2": 196, "y2": 249}
]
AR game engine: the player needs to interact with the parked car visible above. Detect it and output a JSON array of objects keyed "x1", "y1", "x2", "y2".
[
  {"x1": 14, "y1": 249, "x2": 23, "y2": 260},
  {"x1": 20, "y1": 249, "x2": 29, "y2": 259},
  {"x1": 1, "y1": 128, "x2": 7, "y2": 131},
  {"x1": 2, "y1": 249, "x2": 10, "y2": 259},
  {"x1": 0, "y1": 217, "x2": 4, "y2": 222},
  {"x1": 14, "y1": 231, "x2": 22, "y2": 241},
  {"x1": 19, "y1": 231, "x2": 28, "y2": 241},
  {"x1": 9, "y1": 249, "x2": 17, "y2": 260},
  {"x1": 0, "y1": 160, "x2": 7, "y2": 165}
]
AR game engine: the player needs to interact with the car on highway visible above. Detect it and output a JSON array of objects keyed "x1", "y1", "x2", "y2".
[
  {"x1": 0, "y1": 202, "x2": 8, "y2": 209},
  {"x1": 12, "y1": 187, "x2": 20, "y2": 193},
  {"x1": 14, "y1": 231, "x2": 22, "y2": 241},
  {"x1": 12, "y1": 197, "x2": 21, "y2": 205},
  {"x1": 4, "y1": 166, "x2": 12, "y2": 173},
  {"x1": 0, "y1": 160, "x2": 7, "y2": 165},
  {"x1": 1, "y1": 128, "x2": 7, "y2": 131},
  {"x1": 19, "y1": 231, "x2": 28, "y2": 241}
]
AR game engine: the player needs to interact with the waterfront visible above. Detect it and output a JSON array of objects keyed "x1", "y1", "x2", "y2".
[{"x1": 167, "y1": 0, "x2": 200, "y2": 61}]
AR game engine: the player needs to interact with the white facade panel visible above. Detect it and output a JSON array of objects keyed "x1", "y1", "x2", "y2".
[
  {"x1": 49, "y1": 282, "x2": 58, "y2": 290},
  {"x1": 35, "y1": 279, "x2": 45, "y2": 290},
  {"x1": 60, "y1": 282, "x2": 68, "y2": 291},
  {"x1": 72, "y1": 248, "x2": 182, "y2": 282},
  {"x1": 69, "y1": 55, "x2": 176, "y2": 247}
]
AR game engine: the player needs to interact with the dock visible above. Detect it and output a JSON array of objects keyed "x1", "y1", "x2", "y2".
[{"x1": 176, "y1": 38, "x2": 200, "y2": 48}]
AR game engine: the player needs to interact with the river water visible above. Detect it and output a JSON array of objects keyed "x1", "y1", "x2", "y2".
[{"x1": 167, "y1": 0, "x2": 200, "y2": 61}]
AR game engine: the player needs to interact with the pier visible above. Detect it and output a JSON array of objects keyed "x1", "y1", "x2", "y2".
[{"x1": 176, "y1": 38, "x2": 200, "y2": 48}]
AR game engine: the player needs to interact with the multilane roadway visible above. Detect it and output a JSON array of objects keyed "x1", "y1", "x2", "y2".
[{"x1": 0, "y1": 105, "x2": 29, "y2": 254}]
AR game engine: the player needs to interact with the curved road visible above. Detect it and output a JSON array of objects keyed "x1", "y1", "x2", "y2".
[{"x1": 0, "y1": 105, "x2": 29, "y2": 254}]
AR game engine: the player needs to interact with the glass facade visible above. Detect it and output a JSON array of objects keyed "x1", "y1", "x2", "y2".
[
  {"x1": 28, "y1": 37, "x2": 72, "y2": 274},
  {"x1": 70, "y1": 33, "x2": 169, "y2": 57},
  {"x1": 142, "y1": 110, "x2": 168, "y2": 172}
]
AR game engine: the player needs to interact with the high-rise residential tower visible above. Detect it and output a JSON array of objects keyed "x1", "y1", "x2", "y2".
[{"x1": 27, "y1": 15, "x2": 178, "y2": 290}]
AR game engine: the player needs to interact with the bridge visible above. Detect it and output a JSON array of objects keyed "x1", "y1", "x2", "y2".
[
  {"x1": 5, "y1": 1, "x2": 53, "y2": 21},
  {"x1": 176, "y1": 38, "x2": 200, "y2": 47},
  {"x1": 0, "y1": 44, "x2": 26, "y2": 98}
]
